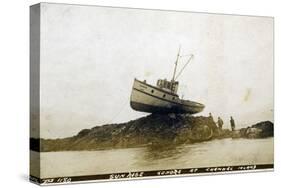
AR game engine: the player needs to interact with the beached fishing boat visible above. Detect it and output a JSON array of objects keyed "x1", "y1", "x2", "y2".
[{"x1": 130, "y1": 48, "x2": 205, "y2": 114}]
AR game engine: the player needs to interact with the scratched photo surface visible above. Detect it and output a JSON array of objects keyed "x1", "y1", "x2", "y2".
[{"x1": 33, "y1": 3, "x2": 273, "y2": 178}]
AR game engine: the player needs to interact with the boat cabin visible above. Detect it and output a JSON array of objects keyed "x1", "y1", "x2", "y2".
[{"x1": 156, "y1": 79, "x2": 179, "y2": 94}]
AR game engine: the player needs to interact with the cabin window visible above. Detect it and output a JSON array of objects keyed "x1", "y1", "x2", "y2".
[
  {"x1": 163, "y1": 94, "x2": 166, "y2": 98},
  {"x1": 151, "y1": 90, "x2": 154, "y2": 93},
  {"x1": 167, "y1": 82, "x2": 171, "y2": 89},
  {"x1": 172, "y1": 97, "x2": 175, "y2": 100}
]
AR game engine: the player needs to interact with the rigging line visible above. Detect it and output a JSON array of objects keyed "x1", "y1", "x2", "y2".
[
  {"x1": 179, "y1": 55, "x2": 191, "y2": 57},
  {"x1": 106, "y1": 98, "x2": 128, "y2": 125},
  {"x1": 175, "y1": 54, "x2": 194, "y2": 80}
]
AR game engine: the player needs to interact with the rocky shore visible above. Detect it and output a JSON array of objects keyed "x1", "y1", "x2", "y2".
[{"x1": 34, "y1": 114, "x2": 273, "y2": 152}]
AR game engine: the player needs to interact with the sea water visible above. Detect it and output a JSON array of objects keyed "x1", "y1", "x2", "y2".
[{"x1": 40, "y1": 137, "x2": 273, "y2": 178}]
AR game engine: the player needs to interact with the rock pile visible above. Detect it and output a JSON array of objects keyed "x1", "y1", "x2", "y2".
[{"x1": 36, "y1": 114, "x2": 273, "y2": 152}]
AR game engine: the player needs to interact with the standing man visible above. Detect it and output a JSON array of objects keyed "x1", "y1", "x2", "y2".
[
  {"x1": 217, "y1": 117, "x2": 223, "y2": 130},
  {"x1": 209, "y1": 113, "x2": 214, "y2": 122},
  {"x1": 230, "y1": 116, "x2": 235, "y2": 131}
]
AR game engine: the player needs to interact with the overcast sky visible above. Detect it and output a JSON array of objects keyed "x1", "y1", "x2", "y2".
[{"x1": 39, "y1": 3, "x2": 273, "y2": 138}]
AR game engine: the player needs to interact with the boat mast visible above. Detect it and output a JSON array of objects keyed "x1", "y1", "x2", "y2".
[{"x1": 172, "y1": 46, "x2": 181, "y2": 82}]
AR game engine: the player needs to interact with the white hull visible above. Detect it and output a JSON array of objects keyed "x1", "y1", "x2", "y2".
[{"x1": 130, "y1": 79, "x2": 204, "y2": 114}]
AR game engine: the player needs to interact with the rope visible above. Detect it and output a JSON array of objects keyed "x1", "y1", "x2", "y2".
[
  {"x1": 175, "y1": 54, "x2": 194, "y2": 80},
  {"x1": 106, "y1": 98, "x2": 128, "y2": 124}
]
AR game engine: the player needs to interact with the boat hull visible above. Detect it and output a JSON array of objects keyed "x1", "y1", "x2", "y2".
[{"x1": 130, "y1": 79, "x2": 204, "y2": 114}]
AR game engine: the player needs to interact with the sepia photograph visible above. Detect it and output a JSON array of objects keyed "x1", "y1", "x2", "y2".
[{"x1": 30, "y1": 2, "x2": 274, "y2": 185}]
